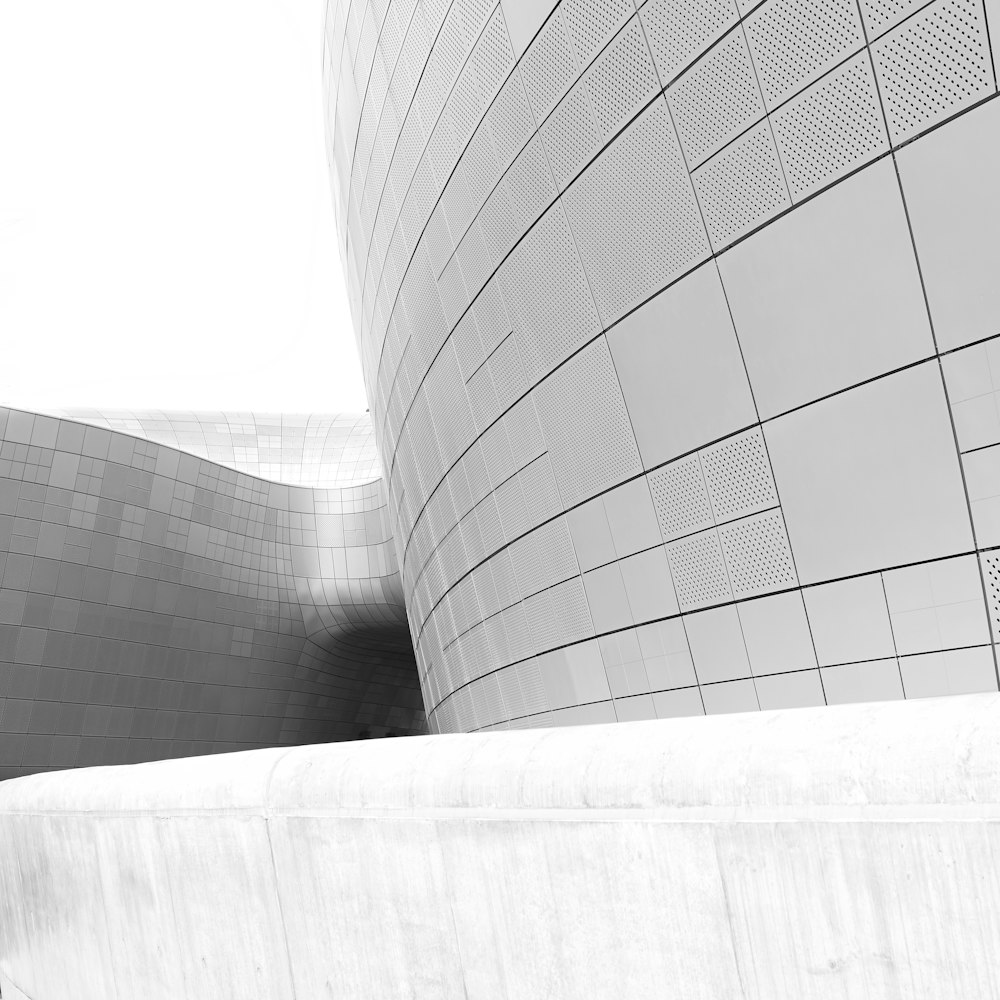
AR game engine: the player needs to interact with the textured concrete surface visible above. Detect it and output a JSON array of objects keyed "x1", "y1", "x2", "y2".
[{"x1": 2, "y1": 693, "x2": 1000, "y2": 998}]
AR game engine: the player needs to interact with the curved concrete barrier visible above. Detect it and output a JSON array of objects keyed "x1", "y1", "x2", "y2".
[{"x1": 2, "y1": 694, "x2": 1000, "y2": 999}]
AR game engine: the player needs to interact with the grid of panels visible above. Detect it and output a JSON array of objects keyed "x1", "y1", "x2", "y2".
[
  {"x1": 343, "y1": 0, "x2": 996, "y2": 731},
  {"x1": 0, "y1": 408, "x2": 424, "y2": 779}
]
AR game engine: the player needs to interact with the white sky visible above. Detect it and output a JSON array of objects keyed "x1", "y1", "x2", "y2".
[{"x1": 0, "y1": 0, "x2": 369, "y2": 414}]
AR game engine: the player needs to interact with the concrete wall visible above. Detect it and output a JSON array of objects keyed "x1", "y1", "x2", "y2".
[{"x1": 2, "y1": 693, "x2": 1000, "y2": 999}]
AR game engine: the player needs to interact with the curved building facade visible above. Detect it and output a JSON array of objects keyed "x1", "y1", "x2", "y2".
[
  {"x1": 0, "y1": 407, "x2": 423, "y2": 779},
  {"x1": 324, "y1": 0, "x2": 1000, "y2": 733}
]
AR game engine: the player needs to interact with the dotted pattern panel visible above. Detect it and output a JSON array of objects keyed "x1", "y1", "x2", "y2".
[
  {"x1": 534, "y1": 338, "x2": 642, "y2": 508},
  {"x1": 499, "y1": 201, "x2": 601, "y2": 381},
  {"x1": 584, "y1": 17, "x2": 661, "y2": 140},
  {"x1": 981, "y1": 552, "x2": 1000, "y2": 643},
  {"x1": 562, "y1": 0, "x2": 636, "y2": 67},
  {"x1": 693, "y1": 119, "x2": 792, "y2": 248},
  {"x1": 871, "y1": 0, "x2": 994, "y2": 145},
  {"x1": 665, "y1": 528, "x2": 733, "y2": 610},
  {"x1": 648, "y1": 457, "x2": 715, "y2": 542},
  {"x1": 860, "y1": 0, "x2": 930, "y2": 41},
  {"x1": 771, "y1": 51, "x2": 889, "y2": 201},
  {"x1": 744, "y1": 0, "x2": 865, "y2": 110},
  {"x1": 640, "y1": 0, "x2": 740, "y2": 85},
  {"x1": 486, "y1": 70, "x2": 535, "y2": 168},
  {"x1": 562, "y1": 98, "x2": 710, "y2": 324},
  {"x1": 519, "y1": 11, "x2": 578, "y2": 121},
  {"x1": 541, "y1": 81, "x2": 603, "y2": 190},
  {"x1": 667, "y1": 27, "x2": 766, "y2": 166},
  {"x1": 718, "y1": 508, "x2": 798, "y2": 599},
  {"x1": 700, "y1": 428, "x2": 779, "y2": 523}
]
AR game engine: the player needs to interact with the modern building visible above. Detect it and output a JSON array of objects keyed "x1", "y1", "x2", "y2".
[
  {"x1": 324, "y1": 0, "x2": 1000, "y2": 734},
  {"x1": 2, "y1": 0, "x2": 1000, "y2": 781},
  {"x1": 0, "y1": 408, "x2": 423, "y2": 779}
]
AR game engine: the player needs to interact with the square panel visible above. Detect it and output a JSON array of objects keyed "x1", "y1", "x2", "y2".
[
  {"x1": 737, "y1": 591, "x2": 817, "y2": 676},
  {"x1": 803, "y1": 573, "x2": 896, "y2": 667},
  {"x1": 602, "y1": 478, "x2": 662, "y2": 558},
  {"x1": 607, "y1": 262, "x2": 757, "y2": 469},
  {"x1": 665, "y1": 527, "x2": 732, "y2": 611},
  {"x1": 764, "y1": 363, "x2": 972, "y2": 584},
  {"x1": 620, "y1": 546, "x2": 679, "y2": 624},
  {"x1": 898, "y1": 98, "x2": 1000, "y2": 352},
  {"x1": 683, "y1": 604, "x2": 750, "y2": 683},
  {"x1": 718, "y1": 159, "x2": 934, "y2": 420}
]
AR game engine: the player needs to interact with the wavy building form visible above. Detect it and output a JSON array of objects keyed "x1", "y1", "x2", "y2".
[
  {"x1": 0, "y1": 407, "x2": 423, "y2": 780},
  {"x1": 324, "y1": 0, "x2": 1000, "y2": 734},
  {"x1": 3, "y1": 0, "x2": 1000, "y2": 779}
]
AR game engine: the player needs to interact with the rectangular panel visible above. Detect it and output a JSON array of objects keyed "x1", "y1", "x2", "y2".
[
  {"x1": 764, "y1": 363, "x2": 972, "y2": 584},
  {"x1": 562, "y1": 98, "x2": 709, "y2": 325},
  {"x1": 737, "y1": 590, "x2": 817, "y2": 676},
  {"x1": 897, "y1": 98, "x2": 1000, "y2": 352},
  {"x1": 534, "y1": 337, "x2": 642, "y2": 508},
  {"x1": 718, "y1": 159, "x2": 933, "y2": 420},
  {"x1": 607, "y1": 262, "x2": 757, "y2": 469},
  {"x1": 683, "y1": 604, "x2": 750, "y2": 683},
  {"x1": 804, "y1": 573, "x2": 896, "y2": 667}
]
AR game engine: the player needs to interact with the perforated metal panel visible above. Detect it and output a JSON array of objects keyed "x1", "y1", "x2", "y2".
[
  {"x1": 744, "y1": 0, "x2": 865, "y2": 111},
  {"x1": 665, "y1": 528, "x2": 733, "y2": 610},
  {"x1": 505, "y1": 135, "x2": 558, "y2": 234},
  {"x1": 981, "y1": 551, "x2": 1000, "y2": 642},
  {"x1": 860, "y1": 0, "x2": 932, "y2": 41},
  {"x1": 648, "y1": 457, "x2": 715, "y2": 542},
  {"x1": 640, "y1": 0, "x2": 739, "y2": 85},
  {"x1": 584, "y1": 17, "x2": 660, "y2": 140},
  {"x1": 667, "y1": 27, "x2": 766, "y2": 167},
  {"x1": 486, "y1": 69, "x2": 535, "y2": 167},
  {"x1": 534, "y1": 337, "x2": 642, "y2": 508},
  {"x1": 470, "y1": 4, "x2": 515, "y2": 106},
  {"x1": 500, "y1": 201, "x2": 601, "y2": 379},
  {"x1": 693, "y1": 119, "x2": 791, "y2": 248},
  {"x1": 510, "y1": 517, "x2": 579, "y2": 597},
  {"x1": 771, "y1": 52, "x2": 889, "y2": 202},
  {"x1": 519, "y1": 10, "x2": 578, "y2": 120},
  {"x1": 700, "y1": 428, "x2": 779, "y2": 523},
  {"x1": 541, "y1": 80, "x2": 603, "y2": 189},
  {"x1": 718, "y1": 508, "x2": 798, "y2": 599},
  {"x1": 562, "y1": 0, "x2": 635, "y2": 67},
  {"x1": 871, "y1": 0, "x2": 995, "y2": 146},
  {"x1": 563, "y1": 98, "x2": 709, "y2": 324}
]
